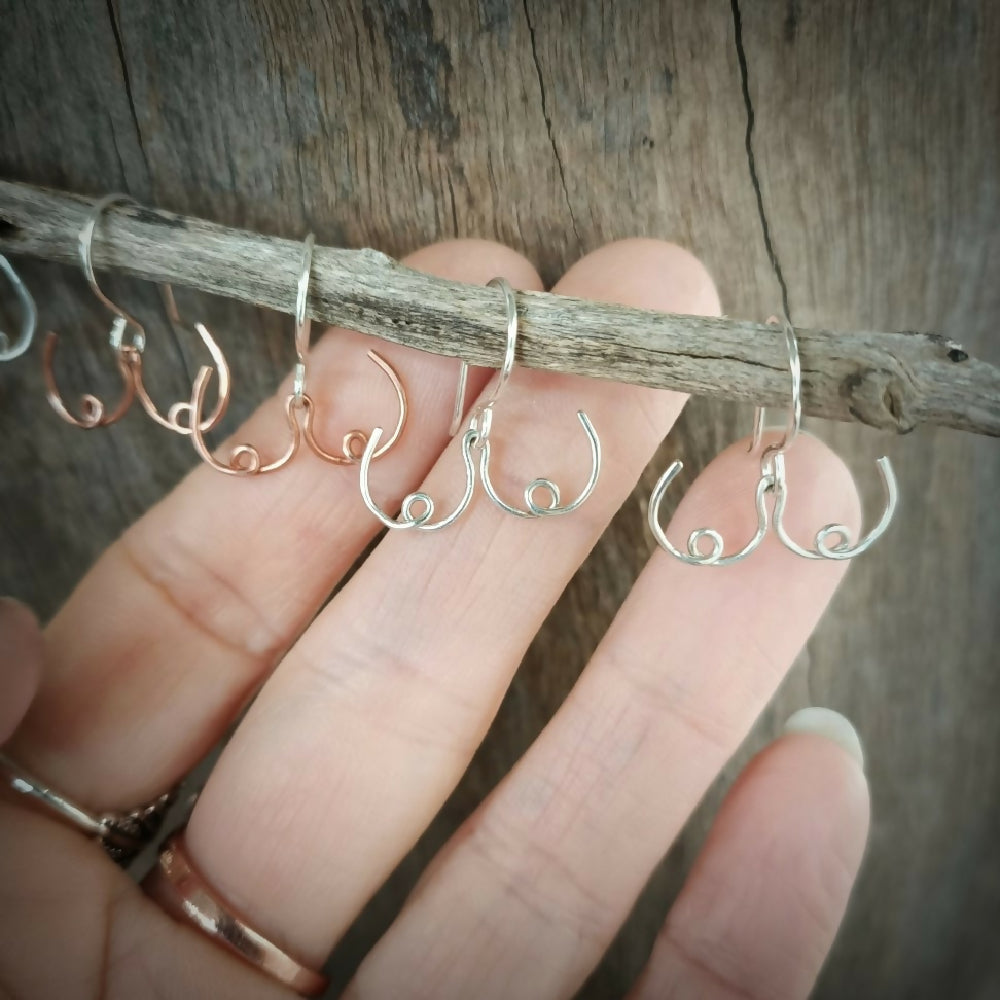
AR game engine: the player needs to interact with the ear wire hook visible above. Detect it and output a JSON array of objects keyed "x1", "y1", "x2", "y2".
[
  {"x1": 765, "y1": 315, "x2": 899, "y2": 559},
  {"x1": 474, "y1": 277, "x2": 601, "y2": 518},
  {"x1": 290, "y1": 234, "x2": 407, "y2": 465},
  {"x1": 43, "y1": 193, "x2": 229, "y2": 432},
  {"x1": 0, "y1": 255, "x2": 37, "y2": 362},
  {"x1": 751, "y1": 314, "x2": 802, "y2": 459}
]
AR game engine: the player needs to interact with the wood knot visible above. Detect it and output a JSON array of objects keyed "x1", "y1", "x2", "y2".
[{"x1": 842, "y1": 368, "x2": 915, "y2": 433}]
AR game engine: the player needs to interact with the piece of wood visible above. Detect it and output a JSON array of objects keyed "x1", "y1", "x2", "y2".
[{"x1": 3, "y1": 179, "x2": 998, "y2": 437}]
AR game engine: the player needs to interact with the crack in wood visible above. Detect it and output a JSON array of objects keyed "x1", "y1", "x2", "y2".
[
  {"x1": 522, "y1": 0, "x2": 583, "y2": 253},
  {"x1": 102, "y1": 0, "x2": 192, "y2": 383},
  {"x1": 105, "y1": 0, "x2": 151, "y2": 187},
  {"x1": 730, "y1": 0, "x2": 793, "y2": 320}
]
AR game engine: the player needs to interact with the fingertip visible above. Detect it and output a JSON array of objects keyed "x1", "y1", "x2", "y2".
[
  {"x1": 555, "y1": 238, "x2": 721, "y2": 317},
  {"x1": 0, "y1": 597, "x2": 43, "y2": 743},
  {"x1": 762, "y1": 718, "x2": 871, "y2": 829},
  {"x1": 631, "y1": 710, "x2": 869, "y2": 1000},
  {"x1": 754, "y1": 718, "x2": 872, "y2": 891},
  {"x1": 634, "y1": 720, "x2": 870, "y2": 1000},
  {"x1": 403, "y1": 239, "x2": 543, "y2": 291},
  {"x1": 0, "y1": 595, "x2": 40, "y2": 629}
]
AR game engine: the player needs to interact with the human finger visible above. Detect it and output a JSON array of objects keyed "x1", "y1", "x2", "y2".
[
  {"x1": 180, "y1": 239, "x2": 720, "y2": 968},
  {"x1": 629, "y1": 709, "x2": 869, "y2": 1000},
  {"x1": 346, "y1": 434, "x2": 860, "y2": 999}
]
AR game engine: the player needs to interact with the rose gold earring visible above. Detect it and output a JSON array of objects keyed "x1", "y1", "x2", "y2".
[
  {"x1": 291, "y1": 234, "x2": 406, "y2": 465},
  {"x1": 43, "y1": 193, "x2": 229, "y2": 432},
  {"x1": 185, "y1": 233, "x2": 407, "y2": 475}
]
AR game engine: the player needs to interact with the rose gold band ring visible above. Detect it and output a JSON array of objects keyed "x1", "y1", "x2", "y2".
[
  {"x1": 0, "y1": 752, "x2": 175, "y2": 867},
  {"x1": 144, "y1": 833, "x2": 328, "y2": 997}
]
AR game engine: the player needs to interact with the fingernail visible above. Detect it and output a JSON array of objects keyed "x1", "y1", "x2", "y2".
[{"x1": 783, "y1": 707, "x2": 864, "y2": 770}]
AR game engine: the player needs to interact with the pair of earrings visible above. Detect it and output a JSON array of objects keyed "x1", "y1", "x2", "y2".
[
  {"x1": 648, "y1": 316, "x2": 898, "y2": 563},
  {"x1": 41, "y1": 195, "x2": 406, "y2": 474},
  {"x1": 360, "y1": 277, "x2": 602, "y2": 530}
]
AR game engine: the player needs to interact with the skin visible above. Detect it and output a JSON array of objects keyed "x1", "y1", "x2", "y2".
[{"x1": 0, "y1": 240, "x2": 869, "y2": 999}]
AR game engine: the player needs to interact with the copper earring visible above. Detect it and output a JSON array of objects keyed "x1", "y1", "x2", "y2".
[
  {"x1": 43, "y1": 193, "x2": 229, "y2": 432},
  {"x1": 186, "y1": 233, "x2": 407, "y2": 475}
]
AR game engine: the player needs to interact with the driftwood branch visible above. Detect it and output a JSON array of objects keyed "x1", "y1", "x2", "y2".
[{"x1": 1, "y1": 180, "x2": 997, "y2": 437}]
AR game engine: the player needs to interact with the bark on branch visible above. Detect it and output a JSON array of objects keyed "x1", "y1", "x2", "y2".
[{"x1": 1, "y1": 180, "x2": 997, "y2": 437}]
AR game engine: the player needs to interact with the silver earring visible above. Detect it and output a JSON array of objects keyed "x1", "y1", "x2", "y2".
[
  {"x1": 647, "y1": 460, "x2": 771, "y2": 566},
  {"x1": 0, "y1": 254, "x2": 37, "y2": 362},
  {"x1": 469, "y1": 277, "x2": 601, "y2": 518},
  {"x1": 648, "y1": 314, "x2": 898, "y2": 564},
  {"x1": 646, "y1": 315, "x2": 799, "y2": 565},
  {"x1": 360, "y1": 412, "x2": 478, "y2": 530},
  {"x1": 358, "y1": 265, "x2": 477, "y2": 530},
  {"x1": 765, "y1": 318, "x2": 898, "y2": 558},
  {"x1": 360, "y1": 424, "x2": 478, "y2": 531}
]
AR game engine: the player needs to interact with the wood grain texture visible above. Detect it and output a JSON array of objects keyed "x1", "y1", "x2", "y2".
[
  {"x1": 0, "y1": 2, "x2": 998, "y2": 998},
  {"x1": 740, "y1": 4, "x2": 1000, "y2": 998},
  {"x1": 4, "y1": 179, "x2": 997, "y2": 435}
]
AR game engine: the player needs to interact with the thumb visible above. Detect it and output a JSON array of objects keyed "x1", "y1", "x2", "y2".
[{"x1": 0, "y1": 598, "x2": 43, "y2": 743}]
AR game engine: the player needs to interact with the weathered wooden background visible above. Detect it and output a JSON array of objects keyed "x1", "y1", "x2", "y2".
[{"x1": 1, "y1": 2, "x2": 998, "y2": 997}]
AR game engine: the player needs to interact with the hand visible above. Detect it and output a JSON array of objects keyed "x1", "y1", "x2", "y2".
[{"x1": 0, "y1": 239, "x2": 869, "y2": 999}]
